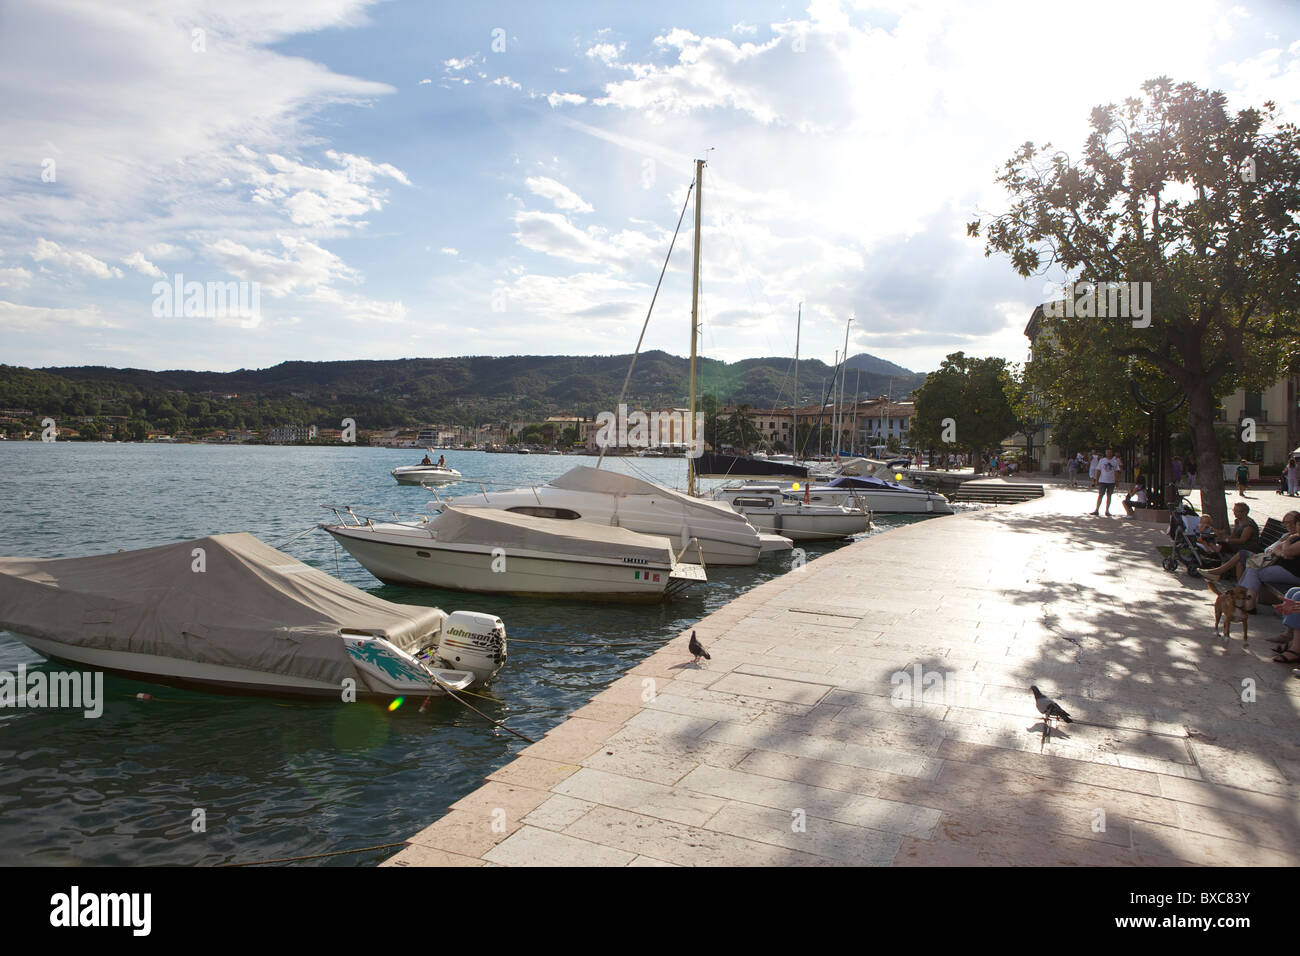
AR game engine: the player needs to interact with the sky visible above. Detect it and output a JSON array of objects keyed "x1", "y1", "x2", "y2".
[{"x1": 1, "y1": 0, "x2": 1297, "y2": 376}]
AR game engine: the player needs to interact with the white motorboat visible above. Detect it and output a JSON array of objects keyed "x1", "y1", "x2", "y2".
[
  {"x1": 712, "y1": 484, "x2": 871, "y2": 541},
  {"x1": 444, "y1": 465, "x2": 791, "y2": 566},
  {"x1": 0, "y1": 534, "x2": 506, "y2": 700},
  {"x1": 322, "y1": 503, "x2": 708, "y2": 603},
  {"x1": 392, "y1": 463, "x2": 463, "y2": 485},
  {"x1": 796, "y1": 457, "x2": 954, "y2": 514}
]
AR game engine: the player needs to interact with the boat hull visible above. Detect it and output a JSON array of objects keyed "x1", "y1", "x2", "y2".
[
  {"x1": 392, "y1": 466, "x2": 462, "y2": 485},
  {"x1": 799, "y1": 487, "x2": 954, "y2": 515},
  {"x1": 10, "y1": 633, "x2": 472, "y2": 700},
  {"x1": 324, "y1": 525, "x2": 696, "y2": 603},
  {"x1": 739, "y1": 510, "x2": 870, "y2": 541},
  {"x1": 446, "y1": 486, "x2": 765, "y2": 566}
]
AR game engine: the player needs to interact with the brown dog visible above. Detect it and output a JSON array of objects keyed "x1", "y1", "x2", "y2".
[{"x1": 1209, "y1": 581, "x2": 1250, "y2": 647}]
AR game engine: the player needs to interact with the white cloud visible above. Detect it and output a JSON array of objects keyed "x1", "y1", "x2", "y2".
[
  {"x1": 441, "y1": 247, "x2": 460, "y2": 256},
  {"x1": 31, "y1": 238, "x2": 122, "y2": 280},
  {"x1": 419, "y1": 77, "x2": 432, "y2": 84},
  {"x1": 307, "y1": 286, "x2": 407, "y2": 323},
  {"x1": 122, "y1": 251, "x2": 164, "y2": 278},
  {"x1": 0, "y1": 300, "x2": 113, "y2": 331},
  {"x1": 146, "y1": 243, "x2": 186, "y2": 260},
  {"x1": 0, "y1": 267, "x2": 32, "y2": 290},
  {"x1": 545, "y1": 91, "x2": 588, "y2": 108},
  {"x1": 586, "y1": 42, "x2": 626, "y2": 67},
  {"x1": 237, "y1": 147, "x2": 411, "y2": 230},
  {"x1": 512, "y1": 210, "x2": 661, "y2": 269},
  {"x1": 492, "y1": 76, "x2": 523, "y2": 90},
  {"x1": 205, "y1": 235, "x2": 357, "y2": 297},
  {"x1": 525, "y1": 176, "x2": 594, "y2": 213},
  {"x1": 732, "y1": 22, "x2": 758, "y2": 36},
  {"x1": 444, "y1": 55, "x2": 480, "y2": 72}
]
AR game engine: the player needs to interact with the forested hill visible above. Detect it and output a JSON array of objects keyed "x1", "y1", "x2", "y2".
[{"x1": 0, "y1": 352, "x2": 927, "y2": 433}]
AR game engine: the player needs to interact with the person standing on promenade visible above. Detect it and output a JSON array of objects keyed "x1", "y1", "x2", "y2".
[
  {"x1": 1066, "y1": 453, "x2": 1079, "y2": 488},
  {"x1": 1172, "y1": 456, "x2": 1183, "y2": 487},
  {"x1": 1288, "y1": 456, "x2": 1299, "y2": 497},
  {"x1": 1186, "y1": 454, "x2": 1197, "y2": 489},
  {"x1": 1091, "y1": 447, "x2": 1122, "y2": 516},
  {"x1": 1237, "y1": 459, "x2": 1251, "y2": 497},
  {"x1": 1088, "y1": 450, "x2": 1100, "y2": 489}
]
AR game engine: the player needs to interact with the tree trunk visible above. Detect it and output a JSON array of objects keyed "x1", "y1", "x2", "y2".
[{"x1": 1186, "y1": 378, "x2": 1228, "y2": 528}]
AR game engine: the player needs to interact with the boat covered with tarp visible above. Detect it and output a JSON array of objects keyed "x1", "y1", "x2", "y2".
[{"x1": 0, "y1": 533, "x2": 506, "y2": 698}]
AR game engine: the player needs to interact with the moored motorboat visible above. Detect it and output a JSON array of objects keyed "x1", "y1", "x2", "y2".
[
  {"x1": 0, "y1": 534, "x2": 506, "y2": 700},
  {"x1": 321, "y1": 503, "x2": 707, "y2": 603},
  {"x1": 442, "y1": 465, "x2": 786, "y2": 566},
  {"x1": 711, "y1": 484, "x2": 871, "y2": 541}
]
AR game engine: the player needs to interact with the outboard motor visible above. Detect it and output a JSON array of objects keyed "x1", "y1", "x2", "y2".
[{"x1": 433, "y1": 611, "x2": 507, "y2": 684}]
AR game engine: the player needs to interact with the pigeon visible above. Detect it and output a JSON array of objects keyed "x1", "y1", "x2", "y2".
[
  {"x1": 1031, "y1": 685, "x2": 1072, "y2": 723},
  {"x1": 688, "y1": 631, "x2": 710, "y2": 664}
]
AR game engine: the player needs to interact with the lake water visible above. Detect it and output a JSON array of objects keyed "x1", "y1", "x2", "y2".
[{"x1": 0, "y1": 443, "x2": 929, "y2": 865}]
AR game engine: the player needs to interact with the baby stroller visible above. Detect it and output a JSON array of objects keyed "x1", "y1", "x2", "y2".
[{"x1": 1162, "y1": 492, "x2": 1222, "y2": 577}]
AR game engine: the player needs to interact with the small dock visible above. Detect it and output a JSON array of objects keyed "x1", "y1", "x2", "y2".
[{"x1": 385, "y1": 486, "x2": 1300, "y2": 867}]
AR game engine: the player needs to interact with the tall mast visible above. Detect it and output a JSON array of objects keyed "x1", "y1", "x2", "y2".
[
  {"x1": 837, "y1": 315, "x2": 851, "y2": 455},
  {"x1": 819, "y1": 377, "x2": 825, "y2": 458},
  {"x1": 830, "y1": 351, "x2": 838, "y2": 457},
  {"x1": 793, "y1": 302, "x2": 800, "y2": 461},
  {"x1": 688, "y1": 158, "x2": 703, "y2": 498},
  {"x1": 851, "y1": 367, "x2": 861, "y2": 456}
]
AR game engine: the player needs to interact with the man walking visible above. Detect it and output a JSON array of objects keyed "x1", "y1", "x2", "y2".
[
  {"x1": 1287, "y1": 456, "x2": 1299, "y2": 497},
  {"x1": 1092, "y1": 447, "x2": 1122, "y2": 516},
  {"x1": 1088, "y1": 450, "x2": 1100, "y2": 489},
  {"x1": 1066, "y1": 453, "x2": 1079, "y2": 489},
  {"x1": 1237, "y1": 459, "x2": 1251, "y2": 497}
]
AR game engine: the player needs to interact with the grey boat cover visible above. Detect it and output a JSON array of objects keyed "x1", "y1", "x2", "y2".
[
  {"x1": 0, "y1": 533, "x2": 446, "y2": 685},
  {"x1": 549, "y1": 466, "x2": 745, "y2": 519},
  {"x1": 434, "y1": 503, "x2": 675, "y2": 565}
]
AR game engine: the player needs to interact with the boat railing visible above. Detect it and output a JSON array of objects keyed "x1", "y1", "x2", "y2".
[{"x1": 324, "y1": 505, "x2": 433, "y2": 528}]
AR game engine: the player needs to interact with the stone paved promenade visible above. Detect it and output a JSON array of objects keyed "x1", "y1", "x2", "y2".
[{"x1": 386, "y1": 482, "x2": 1300, "y2": 867}]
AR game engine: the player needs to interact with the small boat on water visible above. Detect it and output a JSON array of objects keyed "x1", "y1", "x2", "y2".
[
  {"x1": 321, "y1": 503, "x2": 708, "y2": 603},
  {"x1": 711, "y1": 484, "x2": 871, "y2": 541},
  {"x1": 392, "y1": 463, "x2": 463, "y2": 485},
  {"x1": 0, "y1": 534, "x2": 506, "y2": 700}
]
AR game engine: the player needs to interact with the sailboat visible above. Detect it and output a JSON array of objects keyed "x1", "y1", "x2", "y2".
[
  {"x1": 681, "y1": 167, "x2": 868, "y2": 540},
  {"x1": 428, "y1": 159, "x2": 793, "y2": 566}
]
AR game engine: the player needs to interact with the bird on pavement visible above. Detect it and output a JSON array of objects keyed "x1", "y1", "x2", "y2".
[
  {"x1": 688, "y1": 631, "x2": 710, "y2": 664},
  {"x1": 1030, "y1": 685, "x2": 1072, "y2": 723}
]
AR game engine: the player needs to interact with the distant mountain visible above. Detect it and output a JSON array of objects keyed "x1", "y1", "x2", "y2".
[{"x1": 0, "y1": 351, "x2": 928, "y2": 433}]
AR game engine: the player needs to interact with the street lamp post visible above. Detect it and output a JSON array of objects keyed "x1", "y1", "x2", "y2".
[{"x1": 1128, "y1": 364, "x2": 1186, "y2": 510}]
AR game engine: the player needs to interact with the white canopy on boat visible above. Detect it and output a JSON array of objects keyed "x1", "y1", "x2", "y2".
[
  {"x1": 433, "y1": 503, "x2": 676, "y2": 565},
  {"x1": 549, "y1": 465, "x2": 742, "y2": 517},
  {"x1": 0, "y1": 533, "x2": 447, "y2": 685}
]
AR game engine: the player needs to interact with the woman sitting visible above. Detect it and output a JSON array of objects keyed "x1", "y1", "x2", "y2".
[
  {"x1": 1122, "y1": 484, "x2": 1148, "y2": 516},
  {"x1": 1201, "y1": 502, "x2": 1260, "y2": 575},
  {"x1": 1239, "y1": 512, "x2": 1300, "y2": 612}
]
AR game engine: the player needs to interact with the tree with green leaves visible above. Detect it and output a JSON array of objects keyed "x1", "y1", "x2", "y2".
[
  {"x1": 912, "y1": 353, "x2": 1019, "y2": 473},
  {"x1": 971, "y1": 78, "x2": 1300, "y2": 526}
]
